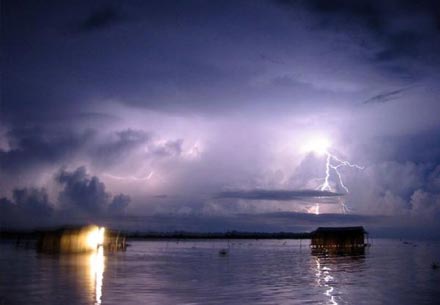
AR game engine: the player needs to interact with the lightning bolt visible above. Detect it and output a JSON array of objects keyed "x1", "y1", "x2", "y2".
[{"x1": 316, "y1": 151, "x2": 364, "y2": 214}]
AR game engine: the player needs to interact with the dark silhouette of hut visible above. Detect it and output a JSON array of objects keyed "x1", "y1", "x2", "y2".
[{"x1": 311, "y1": 226, "x2": 368, "y2": 254}]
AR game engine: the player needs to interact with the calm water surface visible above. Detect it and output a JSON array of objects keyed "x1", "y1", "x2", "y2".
[{"x1": 1, "y1": 239, "x2": 439, "y2": 305}]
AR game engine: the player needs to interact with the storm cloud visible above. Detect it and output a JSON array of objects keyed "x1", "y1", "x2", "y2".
[
  {"x1": 215, "y1": 189, "x2": 343, "y2": 201},
  {"x1": 78, "y1": 5, "x2": 126, "y2": 32},
  {"x1": 56, "y1": 166, "x2": 131, "y2": 216},
  {"x1": 0, "y1": 188, "x2": 54, "y2": 228},
  {"x1": 1, "y1": 0, "x2": 440, "y2": 236},
  {"x1": 362, "y1": 87, "x2": 414, "y2": 104},
  {"x1": 0, "y1": 127, "x2": 93, "y2": 173},
  {"x1": 0, "y1": 166, "x2": 131, "y2": 228}
]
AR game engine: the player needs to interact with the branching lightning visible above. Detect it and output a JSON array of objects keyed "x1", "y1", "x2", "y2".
[
  {"x1": 303, "y1": 136, "x2": 364, "y2": 214},
  {"x1": 318, "y1": 151, "x2": 364, "y2": 214},
  {"x1": 319, "y1": 152, "x2": 364, "y2": 193}
]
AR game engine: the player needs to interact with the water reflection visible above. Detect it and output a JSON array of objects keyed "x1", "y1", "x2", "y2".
[
  {"x1": 315, "y1": 257, "x2": 338, "y2": 305},
  {"x1": 89, "y1": 246, "x2": 105, "y2": 305},
  {"x1": 314, "y1": 253, "x2": 367, "y2": 305},
  {"x1": 3, "y1": 240, "x2": 439, "y2": 305}
]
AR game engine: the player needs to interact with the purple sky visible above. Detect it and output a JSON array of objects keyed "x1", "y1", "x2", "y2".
[{"x1": 1, "y1": 0, "x2": 440, "y2": 237}]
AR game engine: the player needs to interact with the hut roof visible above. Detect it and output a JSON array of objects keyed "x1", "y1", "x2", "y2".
[{"x1": 313, "y1": 226, "x2": 366, "y2": 234}]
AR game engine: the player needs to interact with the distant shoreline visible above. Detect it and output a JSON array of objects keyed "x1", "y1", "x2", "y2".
[
  {"x1": 126, "y1": 231, "x2": 312, "y2": 240},
  {"x1": 0, "y1": 230, "x2": 312, "y2": 240}
]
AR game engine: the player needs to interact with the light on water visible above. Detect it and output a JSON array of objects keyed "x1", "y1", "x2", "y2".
[
  {"x1": 1, "y1": 239, "x2": 440, "y2": 305},
  {"x1": 86, "y1": 226, "x2": 106, "y2": 304},
  {"x1": 89, "y1": 246, "x2": 105, "y2": 305},
  {"x1": 315, "y1": 257, "x2": 337, "y2": 305}
]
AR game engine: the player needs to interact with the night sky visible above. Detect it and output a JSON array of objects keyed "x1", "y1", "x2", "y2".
[{"x1": 1, "y1": 0, "x2": 440, "y2": 237}]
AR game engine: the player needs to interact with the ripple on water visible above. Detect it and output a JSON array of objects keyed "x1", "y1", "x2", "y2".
[{"x1": 1, "y1": 239, "x2": 440, "y2": 305}]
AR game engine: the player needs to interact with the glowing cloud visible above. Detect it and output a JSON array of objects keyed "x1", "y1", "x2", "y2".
[{"x1": 302, "y1": 136, "x2": 331, "y2": 156}]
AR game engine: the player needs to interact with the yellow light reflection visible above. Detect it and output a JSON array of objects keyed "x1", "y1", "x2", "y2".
[
  {"x1": 86, "y1": 227, "x2": 106, "y2": 250},
  {"x1": 89, "y1": 246, "x2": 105, "y2": 305}
]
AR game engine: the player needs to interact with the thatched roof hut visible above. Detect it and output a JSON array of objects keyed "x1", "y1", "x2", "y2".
[{"x1": 311, "y1": 226, "x2": 367, "y2": 252}]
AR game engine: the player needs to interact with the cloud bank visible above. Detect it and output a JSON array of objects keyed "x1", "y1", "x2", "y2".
[
  {"x1": 215, "y1": 189, "x2": 343, "y2": 201},
  {"x1": 0, "y1": 167, "x2": 130, "y2": 228},
  {"x1": 1, "y1": 0, "x2": 440, "y2": 236}
]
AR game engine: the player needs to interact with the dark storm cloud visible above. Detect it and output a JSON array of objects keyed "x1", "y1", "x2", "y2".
[
  {"x1": 0, "y1": 124, "x2": 184, "y2": 181},
  {"x1": 307, "y1": 0, "x2": 384, "y2": 32},
  {"x1": 0, "y1": 166, "x2": 131, "y2": 228},
  {"x1": 259, "y1": 53, "x2": 285, "y2": 65},
  {"x1": 10, "y1": 188, "x2": 53, "y2": 217},
  {"x1": 91, "y1": 129, "x2": 184, "y2": 168},
  {"x1": 152, "y1": 194, "x2": 168, "y2": 199},
  {"x1": 275, "y1": 0, "x2": 386, "y2": 32},
  {"x1": 78, "y1": 6, "x2": 126, "y2": 32},
  {"x1": 277, "y1": 0, "x2": 440, "y2": 35},
  {"x1": 366, "y1": 129, "x2": 440, "y2": 164},
  {"x1": 398, "y1": 0, "x2": 440, "y2": 32},
  {"x1": 2, "y1": 0, "x2": 437, "y2": 122},
  {"x1": 260, "y1": 211, "x2": 381, "y2": 225},
  {"x1": 75, "y1": 112, "x2": 121, "y2": 123},
  {"x1": 57, "y1": 166, "x2": 110, "y2": 215},
  {"x1": 152, "y1": 139, "x2": 184, "y2": 157},
  {"x1": 56, "y1": 166, "x2": 130, "y2": 216},
  {"x1": 108, "y1": 194, "x2": 131, "y2": 216},
  {"x1": 215, "y1": 189, "x2": 343, "y2": 201},
  {"x1": 93, "y1": 129, "x2": 150, "y2": 166},
  {"x1": 373, "y1": 31, "x2": 422, "y2": 62},
  {"x1": 362, "y1": 86, "x2": 413, "y2": 104},
  {"x1": 0, "y1": 0, "x2": 348, "y2": 120},
  {"x1": 2, "y1": 0, "x2": 440, "y2": 233},
  {"x1": 0, "y1": 128, "x2": 93, "y2": 173},
  {"x1": 111, "y1": 129, "x2": 149, "y2": 146},
  {"x1": 275, "y1": 0, "x2": 440, "y2": 72},
  {"x1": 0, "y1": 188, "x2": 53, "y2": 228}
]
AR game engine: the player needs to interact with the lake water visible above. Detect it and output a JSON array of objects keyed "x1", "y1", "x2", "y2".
[{"x1": 1, "y1": 239, "x2": 439, "y2": 305}]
